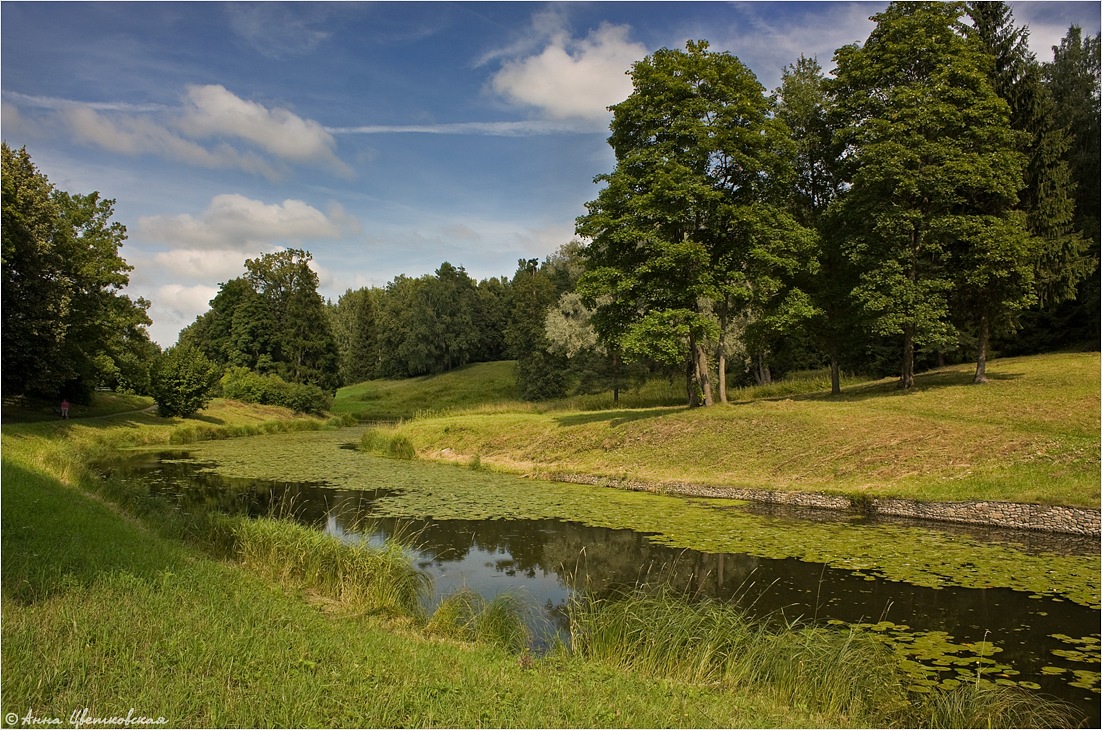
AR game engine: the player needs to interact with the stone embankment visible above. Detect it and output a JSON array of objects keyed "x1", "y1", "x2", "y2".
[{"x1": 544, "y1": 472, "x2": 1101, "y2": 537}]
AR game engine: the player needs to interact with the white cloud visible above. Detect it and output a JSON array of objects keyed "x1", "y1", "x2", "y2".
[
  {"x1": 490, "y1": 22, "x2": 647, "y2": 123},
  {"x1": 706, "y1": 2, "x2": 879, "y2": 90},
  {"x1": 136, "y1": 193, "x2": 359, "y2": 251},
  {"x1": 146, "y1": 283, "x2": 221, "y2": 345},
  {"x1": 179, "y1": 84, "x2": 351, "y2": 176},
  {"x1": 60, "y1": 104, "x2": 281, "y2": 179},
  {"x1": 224, "y1": 2, "x2": 332, "y2": 59},
  {"x1": 3, "y1": 86, "x2": 352, "y2": 179},
  {"x1": 151, "y1": 248, "x2": 257, "y2": 282}
]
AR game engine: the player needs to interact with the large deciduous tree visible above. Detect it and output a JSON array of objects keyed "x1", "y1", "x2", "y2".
[
  {"x1": 2, "y1": 143, "x2": 154, "y2": 401},
  {"x1": 244, "y1": 249, "x2": 340, "y2": 391},
  {"x1": 576, "y1": 40, "x2": 814, "y2": 406},
  {"x1": 829, "y1": 1, "x2": 1034, "y2": 387}
]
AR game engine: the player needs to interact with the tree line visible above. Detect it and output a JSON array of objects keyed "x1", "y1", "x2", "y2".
[{"x1": 3, "y1": 2, "x2": 1098, "y2": 413}]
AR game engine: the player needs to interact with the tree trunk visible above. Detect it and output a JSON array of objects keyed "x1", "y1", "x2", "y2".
[
  {"x1": 695, "y1": 340, "x2": 714, "y2": 407},
  {"x1": 753, "y1": 353, "x2": 772, "y2": 385},
  {"x1": 829, "y1": 348, "x2": 841, "y2": 396},
  {"x1": 974, "y1": 312, "x2": 990, "y2": 384},
  {"x1": 612, "y1": 351, "x2": 620, "y2": 403},
  {"x1": 900, "y1": 324, "x2": 915, "y2": 389},
  {"x1": 718, "y1": 350, "x2": 728, "y2": 404}
]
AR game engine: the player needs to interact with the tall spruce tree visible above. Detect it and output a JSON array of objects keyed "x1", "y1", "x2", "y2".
[
  {"x1": 830, "y1": 1, "x2": 1034, "y2": 386},
  {"x1": 967, "y1": 3, "x2": 1091, "y2": 312}
]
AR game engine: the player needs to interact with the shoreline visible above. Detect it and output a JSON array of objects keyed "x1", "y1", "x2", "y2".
[{"x1": 535, "y1": 470, "x2": 1102, "y2": 538}]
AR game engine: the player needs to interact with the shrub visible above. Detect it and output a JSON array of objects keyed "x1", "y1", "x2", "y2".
[
  {"x1": 150, "y1": 345, "x2": 221, "y2": 418},
  {"x1": 220, "y1": 366, "x2": 332, "y2": 415}
]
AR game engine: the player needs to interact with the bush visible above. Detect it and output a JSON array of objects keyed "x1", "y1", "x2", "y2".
[
  {"x1": 150, "y1": 345, "x2": 221, "y2": 418},
  {"x1": 220, "y1": 367, "x2": 332, "y2": 415}
]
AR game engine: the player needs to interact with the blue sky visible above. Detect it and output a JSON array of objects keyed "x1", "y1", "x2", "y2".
[{"x1": 3, "y1": 1, "x2": 1099, "y2": 346}]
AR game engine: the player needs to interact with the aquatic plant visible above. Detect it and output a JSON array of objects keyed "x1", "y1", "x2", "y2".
[{"x1": 359, "y1": 427, "x2": 417, "y2": 460}]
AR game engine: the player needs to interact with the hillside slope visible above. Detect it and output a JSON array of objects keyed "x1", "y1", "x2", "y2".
[{"x1": 341, "y1": 353, "x2": 1101, "y2": 508}]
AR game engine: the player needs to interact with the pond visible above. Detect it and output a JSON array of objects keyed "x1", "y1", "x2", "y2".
[{"x1": 106, "y1": 427, "x2": 1100, "y2": 722}]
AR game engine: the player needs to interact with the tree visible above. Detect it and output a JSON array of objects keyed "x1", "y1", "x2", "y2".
[
  {"x1": 776, "y1": 56, "x2": 855, "y2": 394},
  {"x1": 506, "y1": 259, "x2": 567, "y2": 400},
  {"x1": 244, "y1": 249, "x2": 340, "y2": 391},
  {"x1": 829, "y1": 1, "x2": 1033, "y2": 387},
  {"x1": 967, "y1": 3, "x2": 1092, "y2": 323},
  {"x1": 2, "y1": 143, "x2": 153, "y2": 401},
  {"x1": 1044, "y1": 25, "x2": 1101, "y2": 347},
  {"x1": 576, "y1": 41, "x2": 814, "y2": 406},
  {"x1": 330, "y1": 287, "x2": 379, "y2": 385},
  {"x1": 149, "y1": 344, "x2": 221, "y2": 418}
]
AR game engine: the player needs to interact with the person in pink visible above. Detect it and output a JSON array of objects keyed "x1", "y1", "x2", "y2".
[{"x1": 60, "y1": 399, "x2": 70, "y2": 419}]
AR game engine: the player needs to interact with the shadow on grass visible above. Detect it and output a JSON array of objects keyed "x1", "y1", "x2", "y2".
[
  {"x1": 780, "y1": 368, "x2": 1025, "y2": 405},
  {"x1": 553, "y1": 407, "x2": 685, "y2": 429},
  {"x1": 0, "y1": 460, "x2": 185, "y2": 605}
]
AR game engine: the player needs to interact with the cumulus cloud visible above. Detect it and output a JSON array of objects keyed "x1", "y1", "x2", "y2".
[
  {"x1": 3, "y1": 85, "x2": 351, "y2": 179},
  {"x1": 489, "y1": 21, "x2": 646, "y2": 123},
  {"x1": 60, "y1": 104, "x2": 281, "y2": 178},
  {"x1": 179, "y1": 84, "x2": 351, "y2": 175},
  {"x1": 136, "y1": 194, "x2": 359, "y2": 251}
]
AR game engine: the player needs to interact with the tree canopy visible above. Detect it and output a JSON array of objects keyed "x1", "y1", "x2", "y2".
[{"x1": 2, "y1": 143, "x2": 154, "y2": 401}]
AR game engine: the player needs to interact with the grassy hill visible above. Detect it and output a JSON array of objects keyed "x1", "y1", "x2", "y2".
[{"x1": 336, "y1": 353, "x2": 1101, "y2": 508}]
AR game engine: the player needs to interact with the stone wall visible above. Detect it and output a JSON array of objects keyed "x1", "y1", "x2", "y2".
[{"x1": 543, "y1": 472, "x2": 1101, "y2": 537}]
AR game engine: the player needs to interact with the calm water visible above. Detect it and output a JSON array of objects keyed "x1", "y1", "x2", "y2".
[{"x1": 108, "y1": 449, "x2": 1101, "y2": 723}]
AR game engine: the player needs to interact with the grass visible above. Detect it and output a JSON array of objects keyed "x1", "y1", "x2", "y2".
[
  {"x1": 339, "y1": 353, "x2": 1100, "y2": 508},
  {"x1": 2, "y1": 391, "x2": 1087, "y2": 727}
]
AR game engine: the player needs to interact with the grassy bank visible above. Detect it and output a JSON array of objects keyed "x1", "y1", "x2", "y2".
[
  {"x1": 340, "y1": 353, "x2": 1100, "y2": 508},
  {"x1": 3, "y1": 397, "x2": 1079, "y2": 727}
]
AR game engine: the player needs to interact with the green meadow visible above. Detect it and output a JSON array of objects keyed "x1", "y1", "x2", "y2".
[{"x1": 3, "y1": 351, "x2": 1097, "y2": 727}]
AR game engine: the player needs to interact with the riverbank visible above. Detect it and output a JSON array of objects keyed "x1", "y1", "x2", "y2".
[
  {"x1": 344, "y1": 353, "x2": 1100, "y2": 521},
  {"x1": 7, "y1": 402, "x2": 1078, "y2": 727}
]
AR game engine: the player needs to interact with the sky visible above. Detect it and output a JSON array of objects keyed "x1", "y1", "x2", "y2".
[{"x1": 3, "y1": 1, "x2": 1099, "y2": 346}]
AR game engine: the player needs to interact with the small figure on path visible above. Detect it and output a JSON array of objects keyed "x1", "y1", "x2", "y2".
[{"x1": 60, "y1": 399, "x2": 70, "y2": 419}]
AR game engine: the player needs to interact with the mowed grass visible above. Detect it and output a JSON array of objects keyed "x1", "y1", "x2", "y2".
[{"x1": 338, "y1": 352, "x2": 1101, "y2": 507}]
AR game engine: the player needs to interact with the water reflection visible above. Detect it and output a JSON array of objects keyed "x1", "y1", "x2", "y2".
[{"x1": 107, "y1": 450, "x2": 1100, "y2": 722}]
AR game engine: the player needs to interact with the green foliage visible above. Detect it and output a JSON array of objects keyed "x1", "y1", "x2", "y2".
[
  {"x1": 330, "y1": 286, "x2": 379, "y2": 385},
  {"x1": 1, "y1": 143, "x2": 154, "y2": 400},
  {"x1": 181, "y1": 250, "x2": 340, "y2": 392},
  {"x1": 507, "y1": 261, "x2": 568, "y2": 400},
  {"x1": 150, "y1": 344, "x2": 221, "y2": 418},
  {"x1": 577, "y1": 41, "x2": 815, "y2": 406},
  {"x1": 829, "y1": 1, "x2": 1035, "y2": 386},
  {"x1": 219, "y1": 366, "x2": 332, "y2": 415}
]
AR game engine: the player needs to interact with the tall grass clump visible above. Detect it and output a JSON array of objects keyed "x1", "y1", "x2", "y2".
[
  {"x1": 427, "y1": 588, "x2": 532, "y2": 652},
  {"x1": 907, "y1": 680, "x2": 1081, "y2": 728},
  {"x1": 567, "y1": 589, "x2": 909, "y2": 722},
  {"x1": 359, "y1": 427, "x2": 417, "y2": 460},
  {"x1": 227, "y1": 516, "x2": 429, "y2": 617}
]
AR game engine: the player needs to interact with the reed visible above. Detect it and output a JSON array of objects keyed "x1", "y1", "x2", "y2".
[
  {"x1": 568, "y1": 589, "x2": 904, "y2": 722},
  {"x1": 359, "y1": 427, "x2": 417, "y2": 460},
  {"x1": 908, "y1": 680, "x2": 1080, "y2": 728},
  {"x1": 227, "y1": 516, "x2": 430, "y2": 617},
  {"x1": 427, "y1": 588, "x2": 532, "y2": 652}
]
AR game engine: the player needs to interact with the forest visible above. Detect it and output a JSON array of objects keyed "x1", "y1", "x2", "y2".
[{"x1": 3, "y1": 2, "x2": 1099, "y2": 412}]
